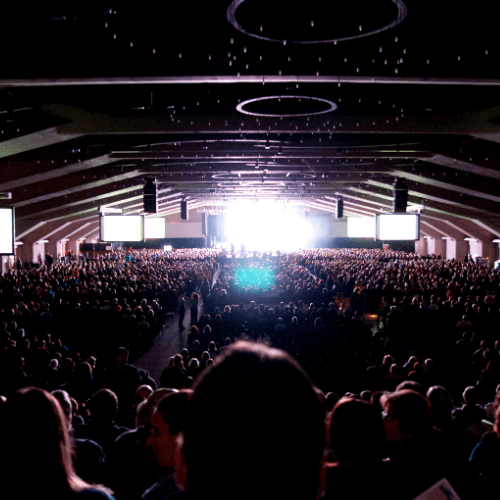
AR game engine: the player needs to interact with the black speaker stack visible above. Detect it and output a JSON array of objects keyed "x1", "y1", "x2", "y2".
[
  {"x1": 201, "y1": 211, "x2": 207, "y2": 234},
  {"x1": 393, "y1": 177, "x2": 408, "y2": 213},
  {"x1": 180, "y1": 199, "x2": 188, "y2": 220},
  {"x1": 143, "y1": 178, "x2": 157, "y2": 214},
  {"x1": 336, "y1": 198, "x2": 343, "y2": 219}
]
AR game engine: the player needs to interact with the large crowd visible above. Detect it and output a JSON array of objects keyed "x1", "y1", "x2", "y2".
[{"x1": 1, "y1": 247, "x2": 500, "y2": 499}]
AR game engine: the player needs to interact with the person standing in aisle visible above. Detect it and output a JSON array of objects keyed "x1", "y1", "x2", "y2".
[
  {"x1": 190, "y1": 293, "x2": 199, "y2": 326},
  {"x1": 178, "y1": 294, "x2": 187, "y2": 330}
]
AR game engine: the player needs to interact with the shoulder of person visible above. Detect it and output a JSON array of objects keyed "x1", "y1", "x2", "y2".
[
  {"x1": 73, "y1": 487, "x2": 115, "y2": 500},
  {"x1": 141, "y1": 473, "x2": 185, "y2": 500}
]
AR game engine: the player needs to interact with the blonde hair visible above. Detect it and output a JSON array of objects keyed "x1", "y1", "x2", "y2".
[{"x1": 0, "y1": 387, "x2": 112, "y2": 497}]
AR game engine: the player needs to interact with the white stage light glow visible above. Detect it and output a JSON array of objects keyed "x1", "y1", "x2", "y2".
[{"x1": 225, "y1": 201, "x2": 312, "y2": 251}]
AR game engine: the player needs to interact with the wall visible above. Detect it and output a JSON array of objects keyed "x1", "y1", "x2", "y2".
[
  {"x1": 32, "y1": 241, "x2": 45, "y2": 264},
  {"x1": 46, "y1": 240, "x2": 58, "y2": 259},
  {"x1": 425, "y1": 237, "x2": 436, "y2": 254},
  {"x1": 434, "y1": 238, "x2": 446, "y2": 257},
  {"x1": 330, "y1": 218, "x2": 348, "y2": 237},
  {"x1": 165, "y1": 222, "x2": 203, "y2": 238},
  {"x1": 415, "y1": 237, "x2": 426, "y2": 255},
  {"x1": 456, "y1": 239, "x2": 469, "y2": 261},
  {"x1": 164, "y1": 211, "x2": 203, "y2": 223},
  {"x1": 445, "y1": 239, "x2": 456, "y2": 260},
  {"x1": 469, "y1": 239, "x2": 483, "y2": 259}
]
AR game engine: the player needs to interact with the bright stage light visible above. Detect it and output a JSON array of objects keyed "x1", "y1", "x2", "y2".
[{"x1": 225, "y1": 200, "x2": 312, "y2": 251}]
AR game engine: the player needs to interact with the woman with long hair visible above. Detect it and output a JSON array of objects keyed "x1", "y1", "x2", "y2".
[{"x1": 0, "y1": 387, "x2": 114, "y2": 499}]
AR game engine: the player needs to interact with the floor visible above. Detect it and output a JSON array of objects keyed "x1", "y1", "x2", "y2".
[
  {"x1": 134, "y1": 270, "x2": 220, "y2": 384},
  {"x1": 133, "y1": 313, "x2": 190, "y2": 386},
  {"x1": 133, "y1": 306, "x2": 387, "y2": 388}
]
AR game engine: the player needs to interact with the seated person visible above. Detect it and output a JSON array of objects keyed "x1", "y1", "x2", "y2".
[
  {"x1": 73, "y1": 389, "x2": 129, "y2": 453},
  {"x1": 142, "y1": 390, "x2": 191, "y2": 500},
  {"x1": 0, "y1": 387, "x2": 114, "y2": 499},
  {"x1": 182, "y1": 341, "x2": 326, "y2": 500},
  {"x1": 469, "y1": 404, "x2": 500, "y2": 496},
  {"x1": 381, "y1": 389, "x2": 469, "y2": 499},
  {"x1": 325, "y1": 396, "x2": 402, "y2": 500},
  {"x1": 106, "y1": 389, "x2": 177, "y2": 500},
  {"x1": 52, "y1": 389, "x2": 106, "y2": 485}
]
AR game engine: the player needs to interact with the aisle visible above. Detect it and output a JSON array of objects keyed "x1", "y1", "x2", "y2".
[
  {"x1": 132, "y1": 314, "x2": 189, "y2": 386},
  {"x1": 133, "y1": 268, "x2": 220, "y2": 386}
]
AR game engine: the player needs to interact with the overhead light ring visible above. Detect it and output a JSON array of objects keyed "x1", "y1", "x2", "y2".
[{"x1": 227, "y1": 0, "x2": 407, "y2": 44}]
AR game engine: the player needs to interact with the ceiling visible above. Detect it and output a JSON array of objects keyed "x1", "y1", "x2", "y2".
[{"x1": 2, "y1": 0, "x2": 500, "y2": 243}]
